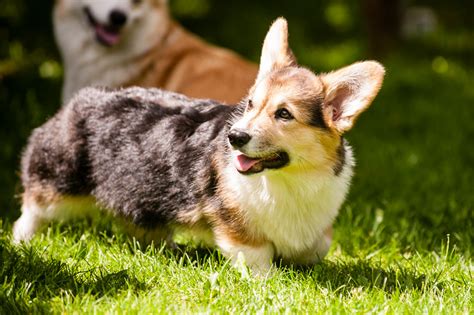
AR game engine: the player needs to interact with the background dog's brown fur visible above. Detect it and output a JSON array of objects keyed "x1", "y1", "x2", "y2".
[
  {"x1": 126, "y1": 22, "x2": 258, "y2": 104},
  {"x1": 54, "y1": 0, "x2": 257, "y2": 104}
]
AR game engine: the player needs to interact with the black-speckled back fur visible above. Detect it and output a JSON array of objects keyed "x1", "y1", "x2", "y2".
[{"x1": 21, "y1": 87, "x2": 239, "y2": 228}]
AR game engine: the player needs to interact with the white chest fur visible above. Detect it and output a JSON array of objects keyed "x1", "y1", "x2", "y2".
[{"x1": 223, "y1": 148, "x2": 354, "y2": 259}]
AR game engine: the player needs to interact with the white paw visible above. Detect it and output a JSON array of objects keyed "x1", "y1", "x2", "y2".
[
  {"x1": 12, "y1": 213, "x2": 44, "y2": 244},
  {"x1": 217, "y1": 237, "x2": 274, "y2": 278}
]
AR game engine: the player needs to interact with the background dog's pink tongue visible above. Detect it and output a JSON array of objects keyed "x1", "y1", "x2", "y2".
[
  {"x1": 95, "y1": 25, "x2": 120, "y2": 45},
  {"x1": 235, "y1": 154, "x2": 261, "y2": 172}
]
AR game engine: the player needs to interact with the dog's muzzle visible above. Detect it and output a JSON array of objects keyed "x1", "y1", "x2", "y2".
[{"x1": 83, "y1": 7, "x2": 128, "y2": 46}]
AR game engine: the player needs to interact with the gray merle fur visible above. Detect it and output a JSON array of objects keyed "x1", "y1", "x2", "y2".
[{"x1": 21, "y1": 87, "x2": 239, "y2": 228}]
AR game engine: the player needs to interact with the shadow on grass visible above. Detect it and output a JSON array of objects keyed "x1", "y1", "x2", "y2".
[
  {"x1": 126, "y1": 240, "x2": 224, "y2": 269},
  {"x1": 279, "y1": 259, "x2": 436, "y2": 295},
  {"x1": 143, "y1": 242, "x2": 437, "y2": 295},
  {"x1": 169, "y1": 244, "x2": 224, "y2": 267},
  {"x1": 0, "y1": 238, "x2": 147, "y2": 314}
]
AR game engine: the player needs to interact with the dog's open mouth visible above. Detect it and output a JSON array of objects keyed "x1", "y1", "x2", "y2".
[
  {"x1": 234, "y1": 151, "x2": 289, "y2": 175},
  {"x1": 84, "y1": 7, "x2": 122, "y2": 47}
]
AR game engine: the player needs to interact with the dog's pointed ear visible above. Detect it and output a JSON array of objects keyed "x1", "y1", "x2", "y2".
[
  {"x1": 321, "y1": 61, "x2": 385, "y2": 133},
  {"x1": 256, "y1": 18, "x2": 297, "y2": 83}
]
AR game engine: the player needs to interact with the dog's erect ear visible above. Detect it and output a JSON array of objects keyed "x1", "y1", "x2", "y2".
[
  {"x1": 256, "y1": 18, "x2": 297, "y2": 83},
  {"x1": 321, "y1": 61, "x2": 385, "y2": 133}
]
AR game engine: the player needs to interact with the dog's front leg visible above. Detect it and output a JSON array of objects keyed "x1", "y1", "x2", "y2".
[
  {"x1": 290, "y1": 227, "x2": 333, "y2": 266},
  {"x1": 215, "y1": 234, "x2": 274, "y2": 277}
]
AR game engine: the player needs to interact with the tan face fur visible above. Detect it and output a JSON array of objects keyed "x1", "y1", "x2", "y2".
[{"x1": 230, "y1": 18, "x2": 385, "y2": 175}]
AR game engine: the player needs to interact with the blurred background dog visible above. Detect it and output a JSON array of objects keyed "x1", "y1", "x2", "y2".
[{"x1": 54, "y1": 0, "x2": 257, "y2": 104}]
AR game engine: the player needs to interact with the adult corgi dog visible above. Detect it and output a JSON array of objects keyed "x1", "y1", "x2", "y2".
[
  {"x1": 54, "y1": 0, "x2": 257, "y2": 104},
  {"x1": 14, "y1": 18, "x2": 384, "y2": 275}
]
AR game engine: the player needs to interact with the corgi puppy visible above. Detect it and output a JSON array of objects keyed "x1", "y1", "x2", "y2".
[
  {"x1": 14, "y1": 18, "x2": 384, "y2": 275},
  {"x1": 54, "y1": 0, "x2": 257, "y2": 104}
]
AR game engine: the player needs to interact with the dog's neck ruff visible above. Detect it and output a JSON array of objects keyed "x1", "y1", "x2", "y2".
[{"x1": 222, "y1": 144, "x2": 354, "y2": 258}]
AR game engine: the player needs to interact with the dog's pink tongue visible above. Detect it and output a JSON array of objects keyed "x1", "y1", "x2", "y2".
[
  {"x1": 95, "y1": 25, "x2": 120, "y2": 46},
  {"x1": 235, "y1": 154, "x2": 261, "y2": 172}
]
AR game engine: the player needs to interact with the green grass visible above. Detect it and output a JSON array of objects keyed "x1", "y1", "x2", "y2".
[
  {"x1": 0, "y1": 218, "x2": 471, "y2": 313},
  {"x1": 1, "y1": 55, "x2": 473, "y2": 313}
]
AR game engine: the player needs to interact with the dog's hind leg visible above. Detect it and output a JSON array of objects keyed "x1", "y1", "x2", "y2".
[
  {"x1": 13, "y1": 185, "x2": 96, "y2": 243},
  {"x1": 13, "y1": 203, "x2": 47, "y2": 243}
]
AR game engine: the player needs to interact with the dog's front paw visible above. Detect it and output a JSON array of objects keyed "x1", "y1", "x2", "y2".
[
  {"x1": 216, "y1": 237, "x2": 274, "y2": 278},
  {"x1": 234, "y1": 250, "x2": 275, "y2": 278}
]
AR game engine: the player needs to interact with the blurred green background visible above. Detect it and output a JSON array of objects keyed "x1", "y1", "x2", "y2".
[{"x1": 0, "y1": 0, "x2": 473, "y2": 250}]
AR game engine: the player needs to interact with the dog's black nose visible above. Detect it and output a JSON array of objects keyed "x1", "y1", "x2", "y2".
[
  {"x1": 228, "y1": 129, "x2": 251, "y2": 148},
  {"x1": 109, "y1": 9, "x2": 127, "y2": 27}
]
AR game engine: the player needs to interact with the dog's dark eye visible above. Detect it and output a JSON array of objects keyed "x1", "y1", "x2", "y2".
[
  {"x1": 247, "y1": 99, "x2": 253, "y2": 110},
  {"x1": 275, "y1": 108, "x2": 293, "y2": 120},
  {"x1": 132, "y1": 0, "x2": 143, "y2": 5}
]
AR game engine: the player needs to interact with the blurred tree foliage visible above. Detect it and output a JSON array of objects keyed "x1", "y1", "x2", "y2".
[{"x1": 0, "y1": 0, "x2": 473, "y2": 218}]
